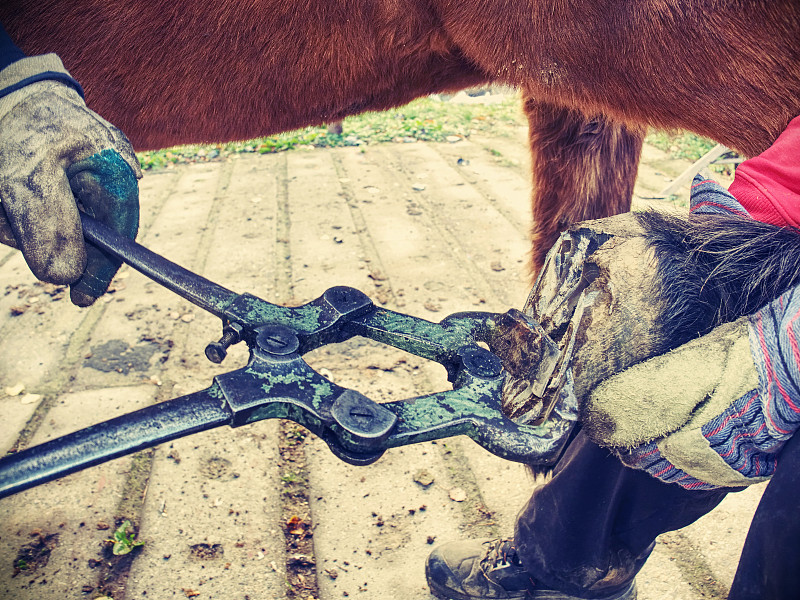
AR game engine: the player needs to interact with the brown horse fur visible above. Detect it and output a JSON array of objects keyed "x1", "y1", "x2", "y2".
[{"x1": 4, "y1": 1, "x2": 800, "y2": 272}]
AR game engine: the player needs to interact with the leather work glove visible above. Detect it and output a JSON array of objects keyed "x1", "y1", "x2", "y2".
[
  {"x1": 585, "y1": 310, "x2": 784, "y2": 490},
  {"x1": 0, "y1": 53, "x2": 141, "y2": 306}
]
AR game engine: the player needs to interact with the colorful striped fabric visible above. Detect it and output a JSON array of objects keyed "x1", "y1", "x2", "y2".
[{"x1": 689, "y1": 177, "x2": 752, "y2": 218}]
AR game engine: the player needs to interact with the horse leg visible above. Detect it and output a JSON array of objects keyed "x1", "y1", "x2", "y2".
[{"x1": 524, "y1": 98, "x2": 646, "y2": 275}]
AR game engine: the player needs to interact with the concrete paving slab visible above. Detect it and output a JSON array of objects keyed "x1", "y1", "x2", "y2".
[
  {"x1": 307, "y1": 439, "x2": 468, "y2": 600},
  {"x1": 199, "y1": 154, "x2": 279, "y2": 294},
  {"x1": 432, "y1": 139, "x2": 534, "y2": 235},
  {"x1": 286, "y1": 150, "x2": 371, "y2": 299},
  {"x1": 0, "y1": 386, "x2": 154, "y2": 600},
  {"x1": 125, "y1": 424, "x2": 287, "y2": 600},
  {"x1": 637, "y1": 551, "x2": 702, "y2": 600},
  {"x1": 0, "y1": 394, "x2": 40, "y2": 454},
  {"x1": 122, "y1": 155, "x2": 287, "y2": 600},
  {"x1": 0, "y1": 283, "x2": 89, "y2": 390},
  {"x1": 30, "y1": 386, "x2": 156, "y2": 446},
  {"x1": 333, "y1": 146, "x2": 511, "y2": 314},
  {"x1": 373, "y1": 143, "x2": 530, "y2": 304}
]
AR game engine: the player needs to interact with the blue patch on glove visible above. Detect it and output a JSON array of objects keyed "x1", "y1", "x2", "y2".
[{"x1": 67, "y1": 149, "x2": 139, "y2": 304}]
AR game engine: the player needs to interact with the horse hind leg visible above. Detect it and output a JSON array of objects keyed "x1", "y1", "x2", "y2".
[{"x1": 524, "y1": 99, "x2": 645, "y2": 276}]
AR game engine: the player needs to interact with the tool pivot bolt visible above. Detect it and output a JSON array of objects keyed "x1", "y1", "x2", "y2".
[
  {"x1": 256, "y1": 325, "x2": 300, "y2": 355},
  {"x1": 458, "y1": 346, "x2": 502, "y2": 379}
]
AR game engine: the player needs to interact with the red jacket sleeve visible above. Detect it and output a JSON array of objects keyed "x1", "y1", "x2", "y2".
[{"x1": 728, "y1": 115, "x2": 800, "y2": 227}]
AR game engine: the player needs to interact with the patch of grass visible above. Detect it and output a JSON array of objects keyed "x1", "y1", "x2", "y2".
[
  {"x1": 137, "y1": 95, "x2": 526, "y2": 170},
  {"x1": 645, "y1": 130, "x2": 718, "y2": 162},
  {"x1": 645, "y1": 130, "x2": 736, "y2": 176}
]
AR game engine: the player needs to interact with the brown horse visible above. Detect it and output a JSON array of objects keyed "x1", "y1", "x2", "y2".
[{"x1": 4, "y1": 1, "x2": 799, "y2": 271}]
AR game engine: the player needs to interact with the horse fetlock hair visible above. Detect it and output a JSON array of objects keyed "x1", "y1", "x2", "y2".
[{"x1": 637, "y1": 211, "x2": 800, "y2": 348}]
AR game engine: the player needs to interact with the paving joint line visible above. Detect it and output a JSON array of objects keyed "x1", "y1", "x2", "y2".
[
  {"x1": 658, "y1": 530, "x2": 731, "y2": 599},
  {"x1": 274, "y1": 153, "x2": 320, "y2": 599},
  {"x1": 370, "y1": 145, "x2": 511, "y2": 307},
  {"x1": 329, "y1": 150, "x2": 399, "y2": 307},
  {"x1": 0, "y1": 247, "x2": 16, "y2": 269},
  {"x1": 275, "y1": 153, "x2": 294, "y2": 302}
]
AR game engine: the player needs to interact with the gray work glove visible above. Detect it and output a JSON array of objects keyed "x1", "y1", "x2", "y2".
[
  {"x1": 0, "y1": 54, "x2": 141, "y2": 306},
  {"x1": 585, "y1": 317, "x2": 767, "y2": 489}
]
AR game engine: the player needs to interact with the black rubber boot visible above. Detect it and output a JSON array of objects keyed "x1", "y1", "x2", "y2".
[{"x1": 425, "y1": 538, "x2": 637, "y2": 600}]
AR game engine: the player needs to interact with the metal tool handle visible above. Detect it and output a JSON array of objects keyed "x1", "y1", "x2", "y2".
[
  {"x1": 81, "y1": 214, "x2": 239, "y2": 318},
  {"x1": 0, "y1": 388, "x2": 230, "y2": 499}
]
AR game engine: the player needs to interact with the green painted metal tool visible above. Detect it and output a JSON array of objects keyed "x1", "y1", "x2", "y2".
[{"x1": 0, "y1": 214, "x2": 592, "y2": 499}]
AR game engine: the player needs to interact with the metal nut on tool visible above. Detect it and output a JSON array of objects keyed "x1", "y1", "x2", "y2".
[
  {"x1": 330, "y1": 389, "x2": 397, "y2": 443},
  {"x1": 457, "y1": 346, "x2": 502, "y2": 379},
  {"x1": 205, "y1": 322, "x2": 244, "y2": 364},
  {"x1": 323, "y1": 286, "x2": 373, "y2": 317}
]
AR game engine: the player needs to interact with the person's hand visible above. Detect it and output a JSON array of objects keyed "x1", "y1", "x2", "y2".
[{"x1": 0, "y1": 54, "x2": 141, "y2": 306}]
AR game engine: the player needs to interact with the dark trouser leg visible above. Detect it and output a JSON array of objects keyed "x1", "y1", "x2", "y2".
[
  {"x1": 728, "y1": 431, "x2": 800, "y2": 600},
  {"x1": 514, "y1": 431, "x2": 729, "y2": 598}
]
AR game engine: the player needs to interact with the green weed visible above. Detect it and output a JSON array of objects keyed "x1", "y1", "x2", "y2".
[
  {"x1": 645, "y1": 131, "x2": 719, "y2": 162},
  {"x1": 107, "y1": 520, "x2": 144, "y2": 556},
  {"x1": 281, "y1": 472, "x2": 301, "y2": 484}
]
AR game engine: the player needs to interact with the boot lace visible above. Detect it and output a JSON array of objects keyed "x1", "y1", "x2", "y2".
[{"x1": 483, "y1": 538, "x2": 523, "y2": 570}]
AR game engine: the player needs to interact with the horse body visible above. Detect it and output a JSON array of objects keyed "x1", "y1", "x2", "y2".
[
  {"x1": 3, "y1": 1, "x2": 487, "y2": 149},
  {"x1": 4, "y1": 1, "x2": 799, "y2": 269}
]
